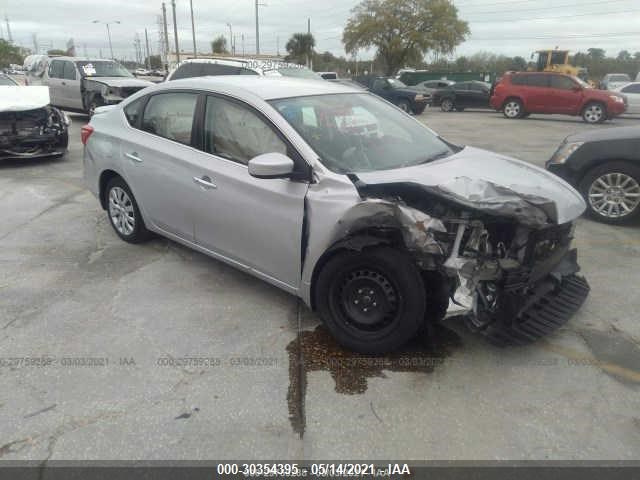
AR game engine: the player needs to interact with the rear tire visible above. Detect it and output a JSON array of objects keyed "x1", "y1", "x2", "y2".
[
  {"x1": 88, "y1": 97, "x2": 104, "y2": 117},
  {"x1": 315, "y1": 247, "x2": 426, "y2": 354},
  {"x1": 578, "y1": 161, "x2": 640, "y2": 224},
  {"x1": 503, "y1": 98, "x2": 524, "y2": 119},
  {"x1": 582, "y1": 102, "x2": 606, "y2": 124},
  {"x1": 441, "y1": 98, "x2": 454, "y2": 112},
  {"x1": 105, "y1": 177, "x2": 152, "y2": 243}
]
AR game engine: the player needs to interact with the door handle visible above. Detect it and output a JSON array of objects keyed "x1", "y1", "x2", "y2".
[
  {"x1": 125, "y1": 152, "x2": 143, "y2": 163},
  {"x1": 193, "y1": 176, "x2": 217, "y2": 190},
  {"x1": 61, "y1": 81, "x2": 66, "y2": 86}
]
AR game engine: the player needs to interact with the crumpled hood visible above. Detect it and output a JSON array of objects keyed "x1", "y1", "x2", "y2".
[
  {"x1": 84, "y1": 77, "x2": 154, "y2": 88},
  {"x1": 354, "y1": 146, "x2": 586, "y2": 226},
  {"x1": 0, "y1": 86, "x2": 50, "y2": 112}
]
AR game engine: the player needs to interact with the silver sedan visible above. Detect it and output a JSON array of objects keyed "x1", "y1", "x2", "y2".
[{"x1": 83, "y1": 76, "x2": 589, "y2": 353}]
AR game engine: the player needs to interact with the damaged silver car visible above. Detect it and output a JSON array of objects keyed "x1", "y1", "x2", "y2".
[
  {"x1": 83, "y1": 77, "x2": 590, "y2": 353},
  {"x1": 0, "y1": 83, "x2": 69, "y2": 160}
]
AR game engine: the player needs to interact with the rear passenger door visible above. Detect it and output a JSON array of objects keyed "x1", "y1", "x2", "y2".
[
  {"x1": 188, "y1": 95, "x2": 309, "y2": 290},
  {"x1": 468, "y1": 82, "x2": 490, "y2": 108},
  {"x1": 120, "y1": 92, "x2": 200, "y2": 241},
  {"x1": 452, "y1": 83, "x2": 471, "y2": 106},
  {"x1": 523, "y1": 74, "x2": 551, "y2": 112}
]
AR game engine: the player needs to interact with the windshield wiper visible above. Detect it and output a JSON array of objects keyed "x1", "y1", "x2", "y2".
[{"x1": 418, "y1": 150, "x2": 451, "y2": 164}]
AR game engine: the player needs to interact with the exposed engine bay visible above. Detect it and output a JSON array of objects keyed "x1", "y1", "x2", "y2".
[
  {"x1": 325, "y1": 178, "x2": 590, "y2": 346},
  {"x1": 0, "y1": 105, "x2": 69, "y2": 159}
]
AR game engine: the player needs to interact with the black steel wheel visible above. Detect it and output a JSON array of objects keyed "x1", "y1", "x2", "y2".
[{"x1": 315, "y1": 247, "x2": 426, "y2": 353}]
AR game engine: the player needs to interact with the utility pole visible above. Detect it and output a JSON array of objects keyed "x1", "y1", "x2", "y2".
[
  {"x1": 255, "y1": 0, "x2": 259, "y2": 55},
  {"x1": 276, "y1": 35, "x2": 279, "y2": 57},
  {"x1": 162, "y1": 3, "x2": 170, "y2": 69},
  {"x1": 171, "y1": 0, "x2": 180, "y2": 63},
  {"x1": 307, "y1": 18, "x2": 311, "y2": 68},
  {"x1": 5, "y1": 15, "x2": 12, "y2": 43},
  {"x1": 32, "y1": 33, "x2": 38, "y2": 54},
  {"x1": 83, "y1": 43, "x2": 88, "y2": 57},
  {"x1": 189, "y1": 0, "x2": 197, "y2": 57},
  {"x1": 226, "y1": 23, "x2": 233, "y2": 55},
  {"x1": 144, "y1": 28, "x2": 151, "y2": 69},
  {"x1": 241, "y1": 34, "x2": 245, "y2": 57}
]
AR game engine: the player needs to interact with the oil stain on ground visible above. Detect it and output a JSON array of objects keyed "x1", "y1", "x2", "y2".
[
  {"x1": 287, "y1": 324, "x2": 462, "y2": 437},
  {"x1": 579, "y1": 328, "x2": 640, "y2": 386}
]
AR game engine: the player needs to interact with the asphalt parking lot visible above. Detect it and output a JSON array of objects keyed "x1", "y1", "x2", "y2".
[{"x1": 1, "y1": 107, "x2": 639, "y2": 461}]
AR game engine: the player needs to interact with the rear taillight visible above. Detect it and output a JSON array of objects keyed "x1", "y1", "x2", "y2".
[{"x1": 81, "y1": 125, "x2": 94, "y2": 145}]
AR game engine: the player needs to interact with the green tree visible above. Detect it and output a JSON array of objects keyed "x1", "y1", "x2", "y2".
[
  {"x1": 343, "y1": 0, "x2": 469, "y2": 76},
  {"x1": 587, "y1": 48, "x2": 606, "y2": 61},
  {"x1": 47, "y1": 49, "x2": 66, "y2": 56},
  {"x1": 285, "y1": 33, "x2": 315, "y2": 65},
  {"x1": 0, "y1": 40, "x2": 25, "y2": 68},
  {"x1": 617, "y1": 50, "x2": 632, "y2": 62},
  {"x1": 511, "y1": 56, "x2": 527, "y2": 71},
  {"x1": 211, "y1": 36, "x2": 228, "y2": 54}
]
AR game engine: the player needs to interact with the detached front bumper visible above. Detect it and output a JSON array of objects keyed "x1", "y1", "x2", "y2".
[{"x1": 479, "y1": 250, "x2": 590, "y2": 346}]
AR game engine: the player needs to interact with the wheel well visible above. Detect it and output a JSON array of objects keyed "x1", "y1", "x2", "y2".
[
  {"x1": 308, "y1": 230, "x2": 402, "y2": 311},
  {"x1": 576, "y1": 159, "x2": 637, "y2": 189},
  {"x1": 98, "y1": 170, "x2": 121, "y2": 209},
  {"x1": 502, "y1": 96, "x2": 523, "y2": 109},
  {"x1": 582, "y1": 100, "x2": 606, "y2": 113}
]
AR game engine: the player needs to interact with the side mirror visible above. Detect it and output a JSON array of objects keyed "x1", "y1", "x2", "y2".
[{"x1": 248, "y1": 152, "x2": 295, "y2": 179}]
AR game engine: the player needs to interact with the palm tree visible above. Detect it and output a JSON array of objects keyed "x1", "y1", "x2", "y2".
[{"x1": 285, "y1": 33, "x2": 315, "y2": 65}]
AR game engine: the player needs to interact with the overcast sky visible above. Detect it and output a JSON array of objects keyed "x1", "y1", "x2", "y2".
[{"x1": 2, "y1": 0, "x2": 639, "y2": 61}]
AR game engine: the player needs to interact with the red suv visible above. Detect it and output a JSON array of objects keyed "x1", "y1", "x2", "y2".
[{"x1": 490, "y1": 72, "x2": 627, "y2": 123}]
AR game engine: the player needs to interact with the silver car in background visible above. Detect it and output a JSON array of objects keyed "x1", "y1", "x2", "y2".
[{"x1": 83, "y1": 77, "x2": 589, "y2": 353}]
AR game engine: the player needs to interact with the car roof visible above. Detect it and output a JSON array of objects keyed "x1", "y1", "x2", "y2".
[{"x1": 163, "y1": 76, "x2": 363, "y2": 100}]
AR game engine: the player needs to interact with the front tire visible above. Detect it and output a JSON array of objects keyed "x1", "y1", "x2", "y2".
[
  {"x1": 441, "y1": 98, "x2": 454, "y2": 112},
  {"x1": 582, "y1": 102, "x2": 606, "y2": 124},
  {"x1": 106, "y1": 177, "x2": 151, "y2": 243},
  {"x1": 315, "y1": 247, "x2": 426, "y2": 354},
  {"x1": 396, "y1": 99, "x2": 411, "y2": 113},
  {"x1": 578, "y1": 162, "x2": 640, "y2": 224}
]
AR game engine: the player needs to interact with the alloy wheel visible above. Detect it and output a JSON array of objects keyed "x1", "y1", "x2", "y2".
[
  {"x1": 109, "y1": 187, "x2": 136, "y2": 236},
  {"x1": 584, "y1": 104, "x2": 603, "y2": 123},
  {"x1": 504, "y1": 101, "x2": 521, "y2": 118},
  {"x1": 441, "y1": 99, "x2": 453, "y2": 112},
  {"x1": 588, "y1": 172, "x2": 640, "y2": 219}
]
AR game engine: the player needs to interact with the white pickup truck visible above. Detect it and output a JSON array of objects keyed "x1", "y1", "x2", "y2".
[{"x1": 24, "y1": 56, "x2": 153, "y2": 116}]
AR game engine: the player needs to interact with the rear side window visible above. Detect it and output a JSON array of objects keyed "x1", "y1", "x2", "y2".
[
  {"x1": 124, "y1": 98, "x2": 145, "y2": 127},
  {"x1": 622, "y1": 84, "x2": 640, "y2": 93},
  {"x1": 141, "y1": 93, "x2": 198, "y2": 145},
  {"x1": 170, "y1": 63, "x2": 202, "y2": 80},
  {"x1": 550, "y1": 75, "x2": 576, "y2": 90},
  {"x1": 511, "y1": 74, "x2": 527, "y2": 85},
  {"x1": 527, "y1": 75, "x2": 550, "y2": 88},
  {"x1": 454, "y1": 83, "x2": 469, "y2": 91},
  {"x1": 48, "y1": 60, "x2": 64, "y2": 79},
  {"x1": 201, "y1": 63, "x2": 241, "y2": 76}
]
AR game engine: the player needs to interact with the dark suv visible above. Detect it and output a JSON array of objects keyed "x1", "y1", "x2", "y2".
[
  {"x1": 490, "y1": 72, "x2": 627, "y2": 124},
  {"x1": 353, "y1": 76, "x2": 428, "y2": 114}
]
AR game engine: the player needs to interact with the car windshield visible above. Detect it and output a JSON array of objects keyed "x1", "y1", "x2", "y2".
[
  {"x1": 0, "y1": 76, "x2": 17, "y2": 85},
  {"x1": 387, "y1": 78, "x2": 407, "y2": 88},
  {"x1": 75, "y1": 61, "x2": 133, "y2": 78},
  {"x1": 270, "y1": 93, "x2": 455, "y2": 174},
  {"x1": 610, "y1": 75, "x2": 630, "y2": 82}
]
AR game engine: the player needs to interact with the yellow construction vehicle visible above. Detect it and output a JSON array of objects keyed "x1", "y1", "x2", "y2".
[{"x1": 530, "y1": 49, "x2": 589, "y2": 82}]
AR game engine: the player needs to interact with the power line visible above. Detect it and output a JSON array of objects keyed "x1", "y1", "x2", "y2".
[
  {"x1": 461, "y1": 0, "x2": 632, "y2": 15},
  {"x1": 470, "y1": 31, "x2": 640, "y2": 40},
  {"x1": 468, "y1": 7, "x2": 640, "y2": 23}
]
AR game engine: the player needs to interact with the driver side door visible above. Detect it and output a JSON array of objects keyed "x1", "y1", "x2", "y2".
[{"x1": 189, "y1": 94, "x2": 310, "y2": 291}]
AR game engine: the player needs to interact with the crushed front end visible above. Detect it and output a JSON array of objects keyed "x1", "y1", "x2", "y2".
[
  {"x1": 0, "y1": 106, "x2": 69, "y2": 159},
  {"x1": 350, "y1": 179, "x2": 590, "y2": 346}
]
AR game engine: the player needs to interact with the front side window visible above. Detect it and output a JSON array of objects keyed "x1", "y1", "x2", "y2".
[
  {"x1": 204, "y1": 96, "x2": 287, "y2": 165},
  {"x1": 141, "y1": 93, "x2": 198, "y2": 145},
  {"x1": 270, "y1": 93, "x2": 455, "y2": 174},
  {"x1": 454, "y1": 83, "x2": 469, "y2": 91},
  {"x1": 63, "y1": 61, "x2": 77, "y2": 80},
  {"x1": 550, "y1": 75, "x2": 576, "y2": 90},
  {"x1": 48, "y1": 60, "x2": 64, "y2": 79}
]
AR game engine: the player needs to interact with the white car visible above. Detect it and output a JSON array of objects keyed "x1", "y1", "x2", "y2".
[
  {"x1": 601, "y1": 73, "x2": 631, "y2": 91},
  {"x1": 613, "y1": 82, "x2": 640, "y2": 114}
]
